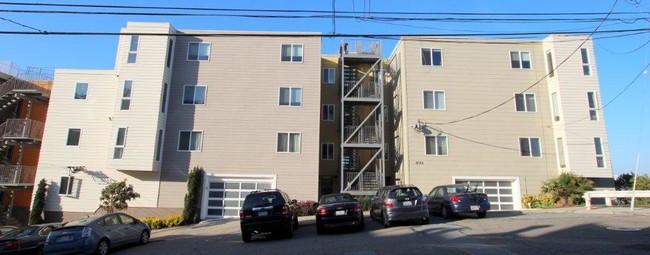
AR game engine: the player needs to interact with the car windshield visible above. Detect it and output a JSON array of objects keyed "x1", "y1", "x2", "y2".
[
  {"x1": 388, "y1": 187, "x2": 422, "y2": 198},
  {"x1": 0, "y1": 226, "x2": 37, "y2": 238},
  {"x1": 319, "y1": 194, "x2": 355, "y2": 204},
  {"x1": 445, "y1": 185, "x2": 478, "y2": 194},
  {"x1": 243, "y1": 192, "x2": 284, "y2": 209}
]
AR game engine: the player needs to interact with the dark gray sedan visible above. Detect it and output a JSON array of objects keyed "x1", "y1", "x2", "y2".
[
  {"x1": 0, "y1": 223, "x2": 60, "y2": 255},
  {"x1": 426, "y1": 184, "x2": 491, "y2": 219}
]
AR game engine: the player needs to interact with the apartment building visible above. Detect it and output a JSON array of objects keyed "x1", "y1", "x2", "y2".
[
  {"x1": 387, "y1": 35, "x2": 613, "y2": 210},
  {"x1": 0, "y1": 61, "x2": 52, "y2": 225},
  {"x1": 34, "y1": 22, "x2": 321, "y2": 221}
]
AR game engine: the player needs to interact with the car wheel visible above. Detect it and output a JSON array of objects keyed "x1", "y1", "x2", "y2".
[
  {"x1": 382, "y1": 212, "x2": 391, "y2": 228},
  {"x1": 95, "y1": 239, "x2": 110, "y2": 255},
  {"x1": 477, "y1": 210, "x2": 487, "y2": 218},
  {"x1": 316, "y1": 223, "x2": 324, "y2": 235},
  {"x1": 284, "y1": 221, "x2": 294, "y2": 238},
  {"x1": 442, "y1": 205, "x2": 453, "y2": 219},
  {"x1": 293, "y1": 215, "x2": 299, "y2": 230},
  {"x1": 139, "y1": 230, "x2": 150, "y2": 244},
  {"x1": 242, "y1": 230, "x2": 251, "y2": 243}
]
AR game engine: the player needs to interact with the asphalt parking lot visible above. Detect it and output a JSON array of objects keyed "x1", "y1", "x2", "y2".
[{"x1": 114, "y1": 207, "x2": 650, "y2": 255}]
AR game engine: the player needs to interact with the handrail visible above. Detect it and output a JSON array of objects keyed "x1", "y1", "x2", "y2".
[
  {"x1": 1, "y1": 119, "x2": 45, "y2": 141},
  {"x1": 0, "y1": 165, "x2": 36, "y2": 184},
  {"x1": 0, "y1": 63, "x2": 52, "y2": 98}
]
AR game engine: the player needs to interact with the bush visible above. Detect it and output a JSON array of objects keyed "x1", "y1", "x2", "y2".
[
  {"x1": 521, "y1": 194, "x2": 535, "y2": 208},
  {"x1": 541, "y1": 173, "x2": 593, "y2": 207},
  {"x1": 140, "y1": 214, "x2": 184, "y2": 230},
  {"x1": 29, "y1": 179, "x2": 47, "y2": 225},
  {"x1": 521, "y1": 193, "x2": 557, "y2": 209},
  {"x1": 183, "y1": 167, "x2": 203, "y2": 224},
  {"x1": 354, "y1": 196, "x2": 372, "y2": 211},
  {"x1": 99, "y1": 179, "x2": 140, "y2": 213},
  {"x1": 294, "y1": 200, "x2": 317, "y2": 216}
]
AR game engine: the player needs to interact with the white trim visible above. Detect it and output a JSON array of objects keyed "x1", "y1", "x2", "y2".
[
  {"x1": 278, "y1": 86, "x2": 303, "y2": 107},
  {"x1": 321, "y1": 104, "x2": 335, "y2": 121},
  {"x1": 127, "y1": 35, "x2": 139, "y2": 64},
  {"x1": 517, "y1": 136, "x2": 542, "y2": 157},
  {"x1": 276, "y1": 132, "x2": 302, "y2": 153},
  {"x1": 424, "y1": 134, "x2": 449, "y2": 156},
  {"x1": 322, "y1": 68, "x2": 336, "y2": 84},
  {"x1": 587, "y1": 91, "x2": 599, "y2": 121},
  {"x1": 545, "y1": 49, "x2": 555, "y2": 78},
  {"x1": 65, "y1": 128, "x2": 82, "y2": 147},
  {"x1": 420, "y1": 47, "x2": 444, "y2": 67},
  {"x1": 113, "y1": 127, "x2": 128, "y2": 160},
  {"x1": 181, "y1": 85, "x2": 208, "y2": 105},
  {"x1": 201, "y1": 174, "x2": 278, "y2": 219},
  {"x1": 177, "y1": 130, "x2": 204, "y2": 152},
  {"x1": 58, "y1": 175, "x2": 75, "y2": 196},
  {"x1": 451, "y1": 176, "x2": 522, "y2": 210},
  {"x1": 580, "y1": 48, "x2": 591, "y2": 76},
  {"x1": 423, "y1": 90, "x2": 446, "y2": 110},
  {"x1": 509, "y1": 51, "x2": 532, "y2": 69},
  {"x1": 74, "y1": 82, "x2": 89, "y2": 100},
  {"x1": 186, "y1": 41, "x2": 212, "y2": 61},
  {"x1": 161, "y1": 83, "x2": 170, "y2": 113},
  {"x1": 120, "y1": 80, "x2": 133, "y2": 111},
  {"x1": 594, "y1": 137, "x2": 605, "y2": 168},
  {"x1": 155, "y1": 129, "x2": 164, "y2": 162},
  {"x1": 165, "y1": 38, "x2": 175, "y2": 69},
  {"x1": 280, "y1": 43, "x2": 304, "y2": 63},
  {"x1": 513, "y1": 92, "x2": 537, "y2": 113}
]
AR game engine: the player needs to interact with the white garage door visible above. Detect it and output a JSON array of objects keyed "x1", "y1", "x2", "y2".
[
  {"x1": 454, "y1": 178, "x2": 520, "y2": 211},
  {"x1": 202, "y1": 175, "x2": 276, "y2": 219}
]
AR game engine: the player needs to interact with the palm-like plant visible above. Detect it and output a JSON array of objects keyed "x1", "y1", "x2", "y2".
[{"x1": 541, "y1": 173, "x2": 594, "y2": 207}]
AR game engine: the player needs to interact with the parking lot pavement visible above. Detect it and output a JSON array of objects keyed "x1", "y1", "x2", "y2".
[{"x1": 113, "y1": 209, "x2": 650, "y2": 255}]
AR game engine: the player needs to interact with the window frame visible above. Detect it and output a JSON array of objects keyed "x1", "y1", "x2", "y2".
[
  {"x1": 280, "y1": 44, "x2": 304, "y2": 63},
  {"x1": 514, "y1": 93, "x2": 537, "y2": 112},
  {"x1": 58, "y1": 176, "x2": 75, "y2": 195},
  {"x1": 581, "y1": 48, "x2": 591, "y2": 75},
  {"x1": 66, "y1": 128, "x2": 82, "y2": 146},
  {"x1": 519, "y1": 137, "x2": 542, "y2": 157},
  {"x1": 594, "y1": 137, "x2": 605, "y2": 168},
  {"x1": 186, "y1": 42, "x2": 211, "y2": 61},
  {"x1": 510, "y1": 51, "x2": 532, "y2": 69},
  {"x1": 182, "y1": 85, "x2": 207, "y2": 105},
  {"x1": 321, "y1": 143, "x2": 335, "y2": 160},
  {"x1": 127, "y1": 35, "x2": 139, "y2": 64},
  {"x1": 113, "y1": 127, "x2": 128, "y2": 160},
  {"x1": 424, "y1": 135, "x2": 449, "y2": 156},
  {"x1": 423, "y1": 90, "x2": 446, "y2": 110},
  {"x1": 545, "y1": 50, "x2": 555, "y2": 77},
  {"x1": 278, "y1": 87, "x2": 302, "y2": 107},
  {"x1": 161, "y1": 83, "x2": 169, "y2": 113},
  {"x1": 155, "y1": 129, "x2": 164, "y2": 162},
  {"x1": 74, "y1": 82, "x2": 89, "y2": 100},
  {"x1": 322, "y1": 104, "x2": 335, "y2": 121},
  {"x1": 587, "y1": 92, "x2": 598, "y2": 121},
  {"x1": 557, "y1": 137, "x2": 566, "y2": 168},
  {"x1": 323, "y1": 68, "x2": 336, "y2": 84},
  {"x1": 421, "y1": 48, "x2": 443, "y2": 67},
  {"x1": 120, "y1": 80, "x2": 133, "y2": 111},
  {"x1": 166, "y1": 39, "x2": 174, "y2": 68},
  {"x1": 277, "y1": 132, "x2": 301, "y2": 153},
  {"x1": 551, "y1": 92, "x2": 560, "y2": 121},
  {"x1": 177, "y1": 130, "x2": 204, "y2": 152}
]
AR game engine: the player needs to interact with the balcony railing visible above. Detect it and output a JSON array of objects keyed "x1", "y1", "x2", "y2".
[
  {"x1": 344, "y1": 171, "x2": 379, "y2": 191},
  {"x1": 344, "y1": 81, "x2": 381, "y2": 99},
  {"x1": 1, "y1": 119, "x2": 44, "y2": 141},
  {"x1": 0, "y1": 165, "x2": 36, "y2": 185},
  {"x1": 344, "y1": 125, "x2": 381, "y2": 145},
  {"x1": 0, "y1": 62, "x2": 52, "y2": 98}
]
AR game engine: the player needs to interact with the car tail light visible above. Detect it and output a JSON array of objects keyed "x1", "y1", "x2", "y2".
[
  {"x1": 4, "y1": 240, "x2": 20, "y2": 250},
  {"x1": 481, "y1": 194, "x2": 489, "y2": 201},
  {"x1": 354, "y1": 204, "x2": 362, "y2": 212},
  {"x1": 239, "y1": 210, "x2": 245, "y2": 219},
  {"x1": 81, "y1": 227, "x2": 92, "y2": 239},
  {"x1": 318, "y1": 208, "x2": 327, "y2": 215},
  {"x1": 384, "y1": 200, "x2": 394, "y2": 208},
  {"x1": 282, "y1": 205, "x2": 290, "y2": 215},
  {"x1": 450, "y1": 195, "x2": 461, "y2": 203}
]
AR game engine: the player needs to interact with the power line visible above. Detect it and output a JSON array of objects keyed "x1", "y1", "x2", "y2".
[
  {"x1": 0, "y1": 16, "x2": 44, "y2": 32},
  {"x1": 431, "y1": 0, "x2": 621, "y2": 126}
]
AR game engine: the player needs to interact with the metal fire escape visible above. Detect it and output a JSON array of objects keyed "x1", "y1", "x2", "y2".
[{"x1": 339, "y1": 41, "x2": 385, "y2": 195}]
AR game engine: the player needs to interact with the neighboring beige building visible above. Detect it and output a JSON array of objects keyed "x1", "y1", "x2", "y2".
[{"x1": 387, "y1": 35, "x2": 613, "y2": 210}]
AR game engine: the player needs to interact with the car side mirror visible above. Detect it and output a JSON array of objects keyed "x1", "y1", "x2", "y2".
[{"x1": 291, "y1": 199, "x2": 298, "y2": 204}]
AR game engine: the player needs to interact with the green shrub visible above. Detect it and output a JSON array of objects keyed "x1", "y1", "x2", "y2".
[
  {"x1": 140, "y1": 214, "x2": 184, "y2": 230},
  {"x1": 541, "y1": 173, "x2": 593, "y2": 207},
  {"x1": 183, "y1": 167, "x2": 203, "y2": 224},
  {"x1": 354, "y1": 196, "x2": 372, "y2": 211},
  {"x1": 535, "y1": 193, "x2": 558, "y2": 208},
  {"x1": 29, "y1": 179, "x2": 47, "y2": 225},
  {"x1": 521, "y1": 194, "x2": 535, "y2": 208},
  {"x1": 295, "y1": 200, "x2": 317, "y2": 216}
]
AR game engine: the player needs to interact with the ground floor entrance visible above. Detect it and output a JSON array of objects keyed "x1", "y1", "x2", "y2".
[
  {"x1": 453, "y1": 176, "x2": 521, "y2": 211},
  {"x1": 201, "y1": 174, "x2": 276, "y2": 219}
]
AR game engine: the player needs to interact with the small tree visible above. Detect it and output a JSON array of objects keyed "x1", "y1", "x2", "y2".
[
  {"x1": 542, "y1": 173, "x2": 593, "y2": 207},
  {"x1": 99, "y1": 179, "x2": 140, "y2": 213},
  {"x1": 29, "y1": 179, "x2": 47, "y2": 225},
  {"x1": 615, "y1": 172, "x2": 635, "y2": 190},
  {"x1": 182, "y1": 167, "x2": 203, "y2": 224}
]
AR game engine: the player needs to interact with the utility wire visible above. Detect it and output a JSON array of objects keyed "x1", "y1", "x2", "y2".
[
  {"x1": 0, "y1": 16, "x2": 44, "y2": 32},
  {"x1": 431, "y1": 0, "x2": 620, "y2": 126}
]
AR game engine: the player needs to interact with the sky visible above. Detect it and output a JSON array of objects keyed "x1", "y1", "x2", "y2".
[{"x1": 0, "y1": 0, "x2": 648, "y2": 177}]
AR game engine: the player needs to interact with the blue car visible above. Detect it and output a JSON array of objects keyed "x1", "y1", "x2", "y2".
[
  {"x1": 426, "y1": 184, "x2": 491, "y2": 219},
  {"x1": 44, "y1": 213, "x2": 150, "y2": 255}
]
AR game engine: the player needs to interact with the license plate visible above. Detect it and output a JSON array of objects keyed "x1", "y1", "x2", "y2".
[
  {"x1": 403, "y1": 201, "x2": 413, "y2": 206},
  {"x1": 258, "y1": 211, "x2": 268, "y2": 216},
  {"x1": 335, "y1": 210, "x2": 346, "y2": 216},
  {"x1": 57, "y1": 235, "x2": 74, "y2": 242},
  {"x1": 470, "y1": 205, "x2": 480, "y2": 211}
]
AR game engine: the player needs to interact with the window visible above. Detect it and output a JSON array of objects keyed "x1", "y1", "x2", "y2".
[
  {"x1": 519, "y1": 137, "x2": 541, "y2": 157},
  {"x1": 120, "y1": 80, "x2": 133, "y2": 110},
  {"x1": 323, "y1": 68, "x2": 335, "y2": 84},
  {"x1": 118, "y1": 214, "x2": 135, "y2": 224},
  {"x1": 546, "y1": 50, "x2": 555, "y2": 77},
  {"x1": 113, "y1": 128, "x2": 127, "y2": 159},
  {"x1": 187, "y1": 42, "x2": 210, "y2": 61},
  {"x1": 423, "y1": 90, "x2": 446, "y2": 110},
  {"x1": 277, "y1": 133, "x2": 300, "y2": 153},
  {"x1": 279, "y1": 87, "x2": 302, "y2": 106},
  {"x1": 155, "y1": 129, "x2": 164, "y2": 161},
  {"x1": 510, "y1": 51, "x2": 531, "y2": 69},
  {"x1": 178, "y1": 131, "x2": 203, "y2": 152},
  {"x1": 594, "y1": 137, "x2": 604, "y2": 168},
  {"x1": 425, "y1": 135, "x2": 448, "y2": 156},
  {"x1": 281, "y1": 44, "x2": 303, "y2": 62},
  {"x1": 58, "y1": 176, "x2": 75, "y2": 195},
  {"x1": 74, "y1": 83, "x2": 88, "y2": 99},
  {"x1": 551, "y1": 92, "x2": 560, "y2": 121},
  {"x1": 581, "y1": 48, "x2": 591, "y2": 75},
  {"x1": 587, "y1": 92, "x2": 598, "y2": 121},
  {"x1": 166, "y1": 39, "x2": 174, "y2": 68},
  {"x1": 127, "y1": 35, "x2": 138, "y2": 64},
  {"x1": 66, "y1": 128, "x2": 81, "y2": 146},
  {"x1": 515, "y1": 93, "x2": 536, "y2": 112},
  {"x1": 421, "y1": 48, "x2": 443, "y2": 66},
  {"x1": 322, "y1": 104, "x2": 335, "y2": 121},
  {"x1": 557, "y1": 137, "x2": 566, "y2": 168},
  {"x1": 321, "y1": 143, "x2": 334, "y2": 160},
  {"x1": 183, "y1": 85, "x2": 207, "y2": 105},
  {"x1": 161, "y1": 83, "x2": 169, "y2": 113}
]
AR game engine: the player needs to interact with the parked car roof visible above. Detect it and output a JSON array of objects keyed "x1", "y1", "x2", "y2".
[{"x1": 63, "y1": 214, "x2": 105, "y2": 226}]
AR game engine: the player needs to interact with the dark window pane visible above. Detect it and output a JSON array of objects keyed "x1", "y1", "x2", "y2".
[
  {"x1": 179, "y1": 132, "x2": 190, "y2": 151},
  {"x1": 515, "y1": 94, "x2": 525, "y2": 112},
  {"x1": 581, "y1": 48, "x2": 589, "y2": 64},
  {"x1": 161, "y1": 83, "x2": 168, "y2": 113},
  {"x1": 279, "y1": 88, "x2": 290, "y2": 105},
  {"x1": 423, "y1": 91, "x2": 433, "y2": 109},
  {"x1": 546, "y1": 51, "x2": 555, "y2": 77},
  {"x1": 583, "y1": 65, "x2": 591, "y2": 75},
  {"x1": 421, "y1": 48, "x2": 432, "y2": 65},
  {"x1": 510, "y1": 52, "x2": 520, "y2": 68},
  {"x1": 281, "y1": 44, "x2": 291, "y2": 62},
  {"x1": 120, "y1": 99, "x2": 130, "y2": 110},
  {"x1": 129, "y1": 36, "x2": 139, "y2": 52},
  {"x1": 59, "y1": 177, "x2": 69, "y2": 194},
  {"x1": 188, "y1": 43, "x2": 199, "y2": 60},
  {"x1": 67, "y1": 129, "x2": 81, "y2": 146},
  {"x1": 594, "y1": 138, "x2": 603, "y2": 155},
  {"x1": 521, "y1": 52, "x2": 531, "y2": 69},
  {"x1": 207, "y1": 209, "x2": 222, "y2": 216},
  {"x1": 425, "y1": 136, "x2": 436, "y2": 155},
  {"x1": 183, "y1": 86, "x2": 195, "y2": 104},
  {"x1": 432, "y1": 49, "x2": 442, "y2": 66},
  {"x1": 209, "y1": 182, "x2": 224, "y2": 189},
  {"x1": 194, "y1": 86, "x2": 206, "y2": 104},
  {"x1": 597, "y1": 156, "x2": 604, "y2": 168},
  {"x1": 166, "y1": 39, "x2": 174, "y2": 68},
  {"x1": 519, "y1": 138, "x2": 530, "y2": 156},
  {"x1": 587, "y1": 92, "x2": 596, "y2": 108}
]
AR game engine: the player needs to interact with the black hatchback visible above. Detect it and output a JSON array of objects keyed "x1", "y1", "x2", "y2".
[{"x1": 239, "y1": 189, "x2": 299, "y2": 242}]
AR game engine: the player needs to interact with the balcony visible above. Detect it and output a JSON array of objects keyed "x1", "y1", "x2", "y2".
[
  {"x1": 0, "y1": 62, "x2": 52, "y2": 102},
  {"x1": 0, "y1": 119, "x2": 44, "y2": 145},
  {"x1": 0, "y1": 165, "x2": 36, "y2": 186},
  {"x1": 340, "y1": 40, "x2": 382, "y2": 59},
  {"x1": 344, "y1": 171, "x2": 379, "y2": 193},
  {"x1": 343, "y1": 81, "x2": 381, "y2": 100},
  {"x1": 343, "y1": 125, "x2": 381, "y2": 146}
]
